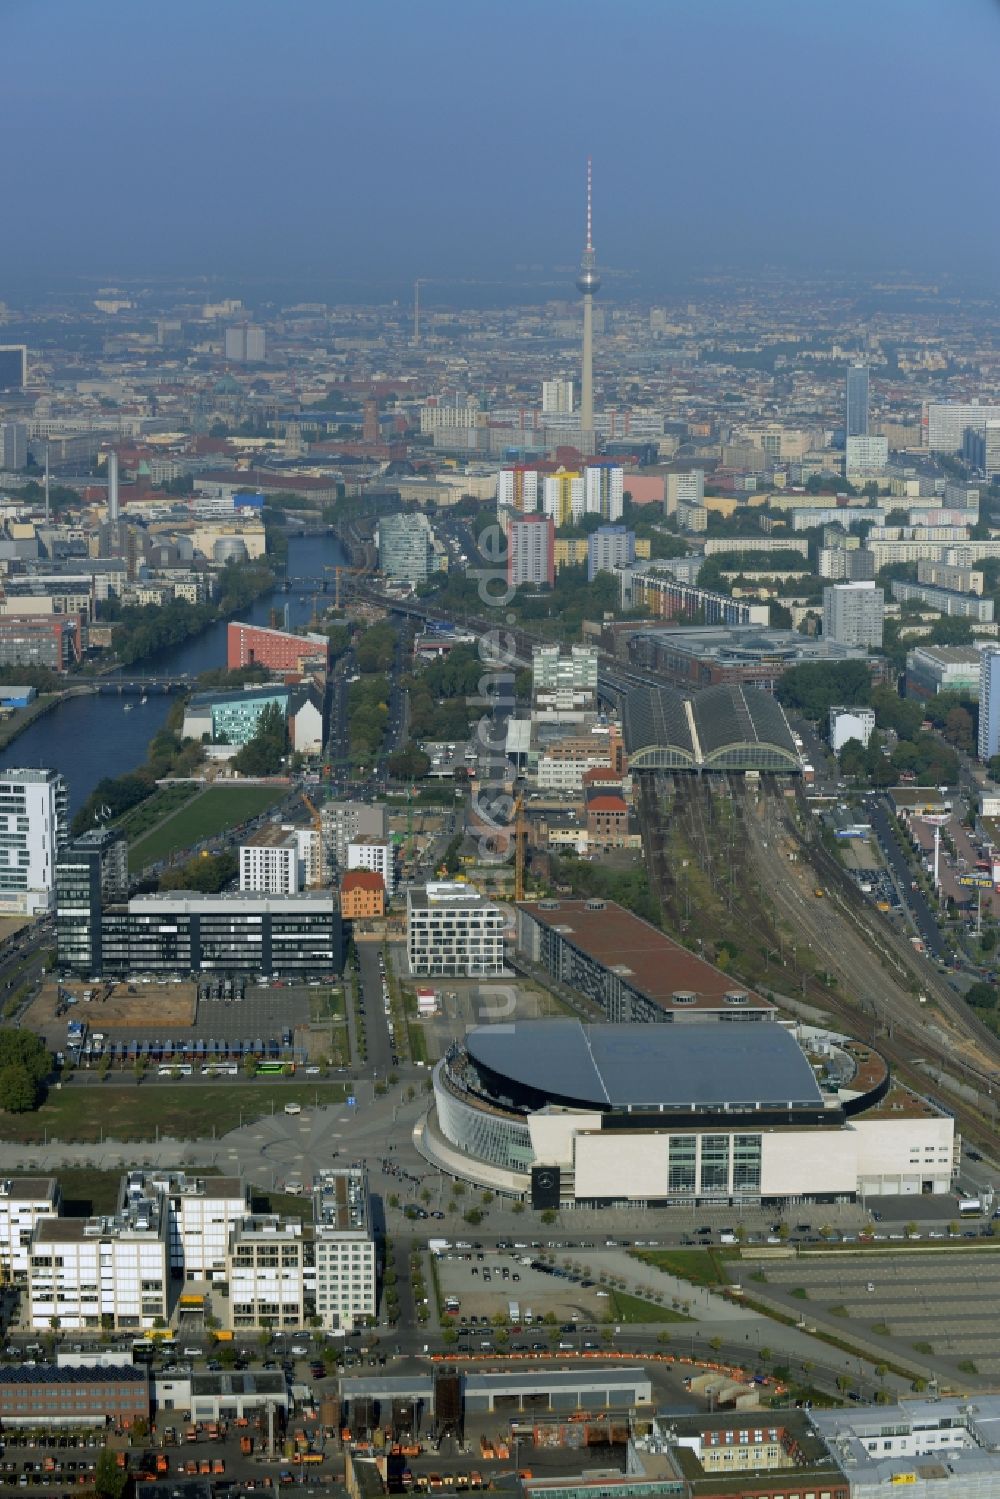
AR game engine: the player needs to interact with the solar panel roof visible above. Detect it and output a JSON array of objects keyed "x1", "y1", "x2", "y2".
[{"x1": 465, "y1": 1020, "x2": 823, "y2": 1110}]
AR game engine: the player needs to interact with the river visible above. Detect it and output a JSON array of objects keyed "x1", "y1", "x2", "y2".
[{"x1": 0, "y1": 531, "x2": 347, "y2": 811}]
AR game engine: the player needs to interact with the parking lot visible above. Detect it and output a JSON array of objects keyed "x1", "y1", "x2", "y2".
[
  {"x1": 435, "y1": 1247, "x2": 614, "y2": 1333},
  {"x1": 32, "y1": 983, "x2": 315, "y2": 1070},
  {"x1": 761, "y1": 1249, "x2": 1000, "y2": 1383},
  {"x1": 416, "y1": 981, "x2": 573, "y2": 1064}
]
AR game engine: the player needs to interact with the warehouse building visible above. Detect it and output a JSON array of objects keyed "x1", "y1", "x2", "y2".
[{"x1": 0, "y1": 1364, "x2": 149, "y2": 1428}]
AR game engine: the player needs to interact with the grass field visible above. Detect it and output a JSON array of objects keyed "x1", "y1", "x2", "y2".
[
  {"x1": 128, "y1": 785, "x2": 284, "y2": 869},
  {"x1": 607, "y1": 1289, "x2": 693, "y2": 1324},
  {"x1": 1, "y1": 1080, "x2": 347, "y2": 1143},
  {"x1": 630, "y1": 1247, "x2": 731, "y2": 1288}
]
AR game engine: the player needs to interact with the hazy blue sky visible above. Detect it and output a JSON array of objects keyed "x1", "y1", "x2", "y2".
[{"x1": 3, "y1": 0, "x2": 1000, "y2": 292}]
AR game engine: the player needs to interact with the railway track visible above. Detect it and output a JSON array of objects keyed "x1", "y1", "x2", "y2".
[{"x1": 638, "y1": 771, "x2": 1000, "y2": 1154}]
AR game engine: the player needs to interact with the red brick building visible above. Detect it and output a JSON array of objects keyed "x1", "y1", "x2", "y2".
[
  {"x1": 227, "y1": 622, "x2": 329, "y2": 674},
  {"x1": 586, "y1": 793, "x2": 629, "y2": 848}
]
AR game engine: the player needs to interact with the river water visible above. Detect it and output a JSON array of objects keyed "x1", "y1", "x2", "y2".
[{"x1": 0, "y1": 532, "x2": 347, "y2": 811}]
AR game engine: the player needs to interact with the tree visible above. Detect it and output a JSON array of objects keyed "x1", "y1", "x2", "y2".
[
  {"x1": 0, "y1": 1063, "x2": 40, "y2": 1113},
  {"x1": 966, "y1": 981, "x2": 997, "y2": 1011},
  {"x1": 94, "y1": 1450, "x2": 128, "y2": 1499},
  {"x1": 233, "y1": 701, "x2": 288, "y2": 776}
]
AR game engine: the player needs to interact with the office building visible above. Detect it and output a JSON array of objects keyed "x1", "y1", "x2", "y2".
[
  {"x1": 226, "y1": 621, "x2": 328, "y2": 674},
  {"x1": 0, "y1": 421, "x2": 28, "y2": 470},
  {"x1": 0, "y1": 1178, "x2": 60, "y2": 1281},
  {"x1": 829, "y1": 705, "x2": 876, "y2": 753},
  {"x1": 0, "y1": 346, "x2": 27, "y2": 391},
  {"x1": 812, "y1": 1398, "x2": 1000, "y2": 1499},
  {"x1": 588, "y1": 525, "x2": 635, "y2": 581},
  {"x1": 584, "y1": 465, "x2": 624, "y2": 521},
  {"x1": 845, "y1": 434, "x2": 888, "y2": 475},
  {"x1": 0, "y1": 614, "x2": 81, "y2": 672},
  {"x1": 0, "y1": 768, "x2": 68, "y2": 916},
  {"x1": 184, "y1": 685, "x2": 290, "y2": 747},
  {"x1": 28, "y1": 1191, "x2": 169, "y2": 1331},
  {"x1": 927, "y1": 400, "x2": 1000, "y2": 453},
  {"x1": 663, "y1": 469, "x2": 705, "y2": 515},
  {"x1": 845, "y1": 363, "x2": 870, "y2": 437},
  {"x1": 497, "y1": 466, "x2": 539, "y2": 513},
  {"x1": 322, "y1": 801, "x2": 388, "y2": 869},
  {"x1": 228, "y1": 1217, "x2": 306, "y2": 1331},
  {"x1": 346, "y1": 836, "x2": 394, "y2": 898},
  {"x1": 224, "y1": 325, "x2": 266, "y2": 362},
  {"x1": 311, "y1": 1169, "x2": 377, "y2": 1331},
  {"x1": 377, "y1": 511, "x2": 437, "y2": 584},
  {"x1": 122, "y1": 1169, "x2": 249, "y2": 1283},
  {"x1": 362, "y1": 397, "x2": 379, "y2": 444},
  {"x1": 532, "y1": 644, "x2": 599, "y2": 712},
  {"x1": 55, "y1": 828, "x2": 128, "y2": 978},
  {"x1": 906, "y1": 644, "x2": 983, "y2": 701},
  {"x1": 625, "y1": 624, "x2": 870, "y2": 692},
  {"x1": 508, "y1": 513, "x2": 555, "y2": 588},
  {"x1": 822, "y1": 581, "x2": 884, "y2": 648},
  {"x1": 407, "y1": 882, "x2": 505, "y2": 978},
  {"x1": 979, "y1": 648, "x2": 1000, "y2": 761},
  {"x1": 541, "y1": 379, "x2": 574, "y2": 414}
]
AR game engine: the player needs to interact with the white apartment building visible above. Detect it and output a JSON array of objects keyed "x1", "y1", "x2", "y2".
[
  {"x1": 240, "y1": 828, "x2": 300, "y2": 895},
  {"x1": 322, "y1": 801, "x2": 388, "y2": 869},
  {"x1": 829, "y1": 706, "x2": 876, "y2": 754},
  {"x1": 664, "y1": 470, "x2": 705, "y2": 515},
  {"x1": 0, "y1": 1178, "x2": 60, "y2": 1281},
  {"x1": 979, "y1": 649, "x2": 1000, "y2": 763},
  {"x1": 542, "y1": 473, "x2": 585, "y2": 527},
  {"x1": 407, "y1": 883, "x2": 505, "y2": 978},
  {"x1": 822, "y1": 581, "x2": 884, "y2": 649},
  {"x1": 536, "y1": 749, "x2": 613, "y2": 793},
  {"x1": 312, "y1": 1169, "x2": 376, "y2": 1331},
  {"x1": 228, "y1": 1217, "x2": 306, "y2": 1331},
  {"x1": 29, "y1": 1195, "x2": 169, "y2": 1332},
  {"x1": 845, "y1": 434, "x2": 889, "y2": 476},
  {"x1": 346, "y1": 836, "x2": 394, "y2": 898},
  {"x1": 583, "y1": 466, "x2": 624, "y2": 522},
  {"x1": 927, "y1": 401, "x2": 1000, "y2": 454},
  {"x1": 541, "y1": 380, "x2": 574, "y2": 415},
  {"x1": 497, "y1": 468, "x2": 539, "y2": 513},
  {"x1": 0, "y1": 768, "x2": 68, "y2": 916}
]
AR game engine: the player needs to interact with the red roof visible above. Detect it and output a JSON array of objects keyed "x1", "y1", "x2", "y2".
[
  {"x1": 587, "y1": 795, "x2": 628, "y2": 813},
  {"x1": 341, "y1": 870, "x2": 385, "y2": 893}
]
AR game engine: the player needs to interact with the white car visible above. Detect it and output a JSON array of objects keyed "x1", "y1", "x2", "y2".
[
  {"x1": 304, "y1": 1065, "x2": 321, "y2": 1075},
  {"x1": 289, "y1": 1344, "x2": 309, "y2": 1356}
]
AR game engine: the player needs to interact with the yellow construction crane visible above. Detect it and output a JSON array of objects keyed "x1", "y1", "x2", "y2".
[
  {"x1": 324, "y1": 564, "x2": 370, "y2": 611},
  {"x1": 300, "y1": 791, "x2": 325, "y2": 889},
  {"x1": 514, "y1": 794, "x2": 528, "y2": 903}
]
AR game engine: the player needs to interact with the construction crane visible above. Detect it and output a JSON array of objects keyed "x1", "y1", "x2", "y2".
[
  {"x1": 300, "y1": 791, "x2": 325, "y2": 889},
  {"x1": 514, "y1": 793, "x2": 528, "y2": 903},
  {"x1": 324, "y1": 564, "x2": 369, "y2": 612}
]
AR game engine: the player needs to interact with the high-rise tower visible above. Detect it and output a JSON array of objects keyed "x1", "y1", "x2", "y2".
[
  {"x1": 576, "y1": 157, "x2": 600, "y2": 450},
  {"x1": 845, "y1": 363, "x2": 870, "y2": 438}
]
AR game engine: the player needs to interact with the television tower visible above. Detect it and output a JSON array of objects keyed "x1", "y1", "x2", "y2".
[{"x1": 576, "y1": 156, "x2": 600, "y2": 450}]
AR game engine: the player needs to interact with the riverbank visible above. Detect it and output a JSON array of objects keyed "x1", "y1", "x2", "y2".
[{"x1": 0, "y1": 688, "x2": 96, "y2": 753}]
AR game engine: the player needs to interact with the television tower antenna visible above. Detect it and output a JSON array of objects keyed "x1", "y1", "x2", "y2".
[{"x1": 575, "y1": 156, "x2": 600, "y2": 449}]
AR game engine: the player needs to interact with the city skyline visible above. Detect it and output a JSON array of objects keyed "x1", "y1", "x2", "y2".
[{"x1": 2, "y1": 0, "x2": 1000, "y2": 289}]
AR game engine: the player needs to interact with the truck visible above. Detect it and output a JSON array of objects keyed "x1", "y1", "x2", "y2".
[
  {"x1": 959, "y1": 1197, "x2": 982, "y2": 1216},
  {"x1": 428, "y1": 1238, "x2": 452, "y2": 1255},
  {"x1": 508, "y1": 1300, "x2": 520, "y2": 1324}
]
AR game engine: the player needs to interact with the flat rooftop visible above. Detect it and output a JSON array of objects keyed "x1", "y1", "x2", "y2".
[
  {"x1": 465, "y1": 1021, "x2": 822, "y2": 1110},
  {"x1": 518, "y1": 899, "x2": 774, "y2": 1014}
]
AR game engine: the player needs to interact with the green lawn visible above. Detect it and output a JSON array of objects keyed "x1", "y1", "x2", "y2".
[
  {"x1": 630, "y1": 1247, "x2": 731, "y2": 1288},
  {"x1": 607, "y1": 1289, "x2": 693, "y2": 1324},
  {"x1": 1, "y1": 1080, "x2": 347, "y2": 1143},
  {"x1": 128, "y1": 785, "x2": 285, "y2": 869}
]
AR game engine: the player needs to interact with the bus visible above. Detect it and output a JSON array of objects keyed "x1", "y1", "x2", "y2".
[
  {"x1": 959, "y1": 1197, "x2": 982, "y2": 1216},
  {"x1": 257, "y1": 1060, "x2": 293, "y2": 1075}
]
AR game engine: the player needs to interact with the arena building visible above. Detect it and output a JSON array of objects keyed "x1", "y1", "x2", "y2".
[{"x1": 419, "y1": 1017, "x2": 954, "y2": 1207}]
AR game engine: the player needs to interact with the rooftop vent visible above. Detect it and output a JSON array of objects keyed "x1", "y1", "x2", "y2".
[
  {"x1": 537, "y1": 900, "x2": 559, "y2": 910},
  {"x1": 724, "y1": 991, "x2": 750, "y2": 1007},
  {"x1": 584, "y1": 899, "x2": 606, "y2": 911},
  {"x1": 672, "y1": 991, "x2": 697, "y2": 1006}
]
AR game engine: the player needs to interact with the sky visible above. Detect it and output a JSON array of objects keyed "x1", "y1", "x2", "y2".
[{"x1": 2, "y1": 0, "x2": 1000, "y2": 295}]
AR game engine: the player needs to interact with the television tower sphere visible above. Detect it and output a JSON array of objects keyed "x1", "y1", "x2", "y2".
[{"x1": 576, "y1": 266, "x2": 601, "y2": 295}]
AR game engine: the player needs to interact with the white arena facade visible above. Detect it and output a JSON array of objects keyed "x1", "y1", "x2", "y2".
[{"x1": 418, "y1": 1018, "x2": 956, "y2": 1208}]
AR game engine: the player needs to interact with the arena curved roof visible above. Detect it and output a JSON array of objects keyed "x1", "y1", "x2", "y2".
[
  {"x1": 464, "y1": 1019, "x2": 823, "y2": 1111},
  {"x1": 623, "y1": 682, "x2": 799, "y2": 771}
]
